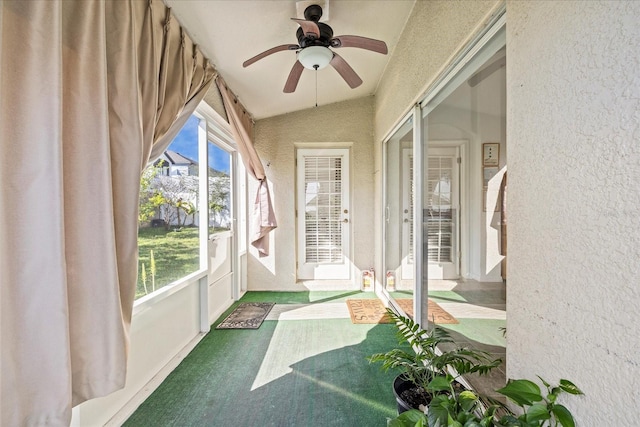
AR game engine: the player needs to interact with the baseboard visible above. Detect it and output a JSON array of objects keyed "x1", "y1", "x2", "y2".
[{"x1": 104, "y1": 332, "x2": 208, "y2": 426}]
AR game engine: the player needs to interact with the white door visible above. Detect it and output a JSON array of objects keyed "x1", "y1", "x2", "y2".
[
  {"x1": 296, "y1": 148, "x2": 351, "y2": 280},
  {"x1": 427, "y1": 147, "x2": 460, "y2": 279},
  {"x1": 401, "y1": 150, "x2": 414, "y2": 280}
]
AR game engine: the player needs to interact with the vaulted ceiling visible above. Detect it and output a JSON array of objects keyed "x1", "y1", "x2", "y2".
[{"x1": 165, "y1": 0, "x2": 415, "y2": 120}]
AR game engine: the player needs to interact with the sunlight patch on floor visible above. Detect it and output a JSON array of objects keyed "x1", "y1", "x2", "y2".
[
  {"x1": 438, "y1": 302, "x2": 506, "y2": 320},
  {"x1": 294, "y1": 371, "x2": 396, "y2": 416},
  {"x1": 265, "y1": 303, "x2": 350, "y2": 321},
  {"x1": 252, "y1": 305, "x2": 371, "y2": 390}
]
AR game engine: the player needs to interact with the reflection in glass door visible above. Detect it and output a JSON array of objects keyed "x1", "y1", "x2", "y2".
[
  {"x1": 400, "y1": 150, "x2": 414, "y2": 280},
  {"x1": 426, "y1": 147, "x2": 459, "y2": 279},
  {"x1": 383, "y1": 118, "x2": 414, "y2": 316}
]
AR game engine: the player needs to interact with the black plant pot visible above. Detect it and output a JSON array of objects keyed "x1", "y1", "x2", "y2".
[{"x1": 393, "y1": 375, "x2": 417, "y2": 414}]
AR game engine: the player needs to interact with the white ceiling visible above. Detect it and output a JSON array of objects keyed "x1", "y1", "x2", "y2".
[{"x1": 165, "y1": 0, "x2": 415, "y2": 119}]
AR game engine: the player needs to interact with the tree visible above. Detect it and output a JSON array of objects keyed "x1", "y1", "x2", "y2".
[
  {"x1": 154, "y1": 175, "x2": 198, "y2": 229},
  {"x1": 208, "y1": 175, "x2": 230, "y2": 229},
  {"x1": 139, "y1": 158, "x2": 199, "y2": 229},
  {"x1": 180, "y1": 201, "x2": 197, "y2": 226},
  {"x1": 139, "y1": 162, "x2": 164, "y2": 224}
]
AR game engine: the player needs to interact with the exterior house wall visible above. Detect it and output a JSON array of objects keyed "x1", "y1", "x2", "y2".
[
  {"x1": 250, "y1": 96, "x2": 375, "y2": 290},
  {"x1": 507, "y1": 1, "x2": 640, "y2": 423}
]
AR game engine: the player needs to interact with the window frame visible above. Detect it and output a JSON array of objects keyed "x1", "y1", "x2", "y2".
[{"x1": 134, "y1": 102, "x2": 242, "y2": 311}]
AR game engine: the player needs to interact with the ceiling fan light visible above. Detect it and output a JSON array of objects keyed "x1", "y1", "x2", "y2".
[{"x1": 298, "y1": 46, "x2": 333, "y2": 70}]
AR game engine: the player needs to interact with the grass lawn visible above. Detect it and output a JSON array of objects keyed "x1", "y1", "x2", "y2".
[{"x1": 137, "y1": 226, "x2": 200, "y2": 299}]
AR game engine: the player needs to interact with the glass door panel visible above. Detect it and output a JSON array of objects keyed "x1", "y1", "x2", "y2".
[{"x1": 383, "y1": 117, "x2": 414, "y2": 317}]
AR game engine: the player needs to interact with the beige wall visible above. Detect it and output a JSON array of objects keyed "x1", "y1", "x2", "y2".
[
  {"x1": 249, "y1": 97, "x2": 375, "y2": 290},
  {"x1": 507, "y1": 1, "x2": 640, "y2": 423},
  {"x1": 374, "y1": 0, "x2": 500, "y2": 142}
]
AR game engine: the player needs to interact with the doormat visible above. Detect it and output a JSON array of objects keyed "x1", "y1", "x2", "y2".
[
  {"x1": 397, "y1": 299, "x2": 459, "y2": 324},
  {"x1": 215, "y1": 302, "x2": 275, "y2": 329},
  {"x1": 346, "y1": 299, "x2": 391, "y2": 324},
  {"x1": 346, "y1": 299, "x2": 458, "y2": 324}
]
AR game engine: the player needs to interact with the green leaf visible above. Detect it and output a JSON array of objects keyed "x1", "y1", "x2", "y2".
[
  {"x1": 559, "y1": 379, "x2": 583, "y2": 395},
  {"x1": 428, "y1": 376, "x2": 451, "y2": 392},
  {"x1": 551, "y1": 404, "x2": 576, "y2": 427},
  {"x1": 524, "y1": 403, "x2": 551, "y2": 423},
  {"x1": 496, "y1": 379, "x2": 543, "y2": 406},
  {"x1": 536, "y1": 375, "x2": 551, "y2": 389},
  {"x1": 428, "y1": 400, "x2": 450, "y2": 426},
  {"x1": 497, "y1": 414, "x2": 521, "y2": 426},
  {"x1": 458, "y1": 390, "x2": 479, "y2": 412},
  {"x1": 389, "y1": 409, "x2": 427, "y2": 427}
]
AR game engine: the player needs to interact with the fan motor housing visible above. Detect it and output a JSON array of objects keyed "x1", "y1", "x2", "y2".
[{"x1": 296, "y1": 22, "x2": 333, "y2": 48}]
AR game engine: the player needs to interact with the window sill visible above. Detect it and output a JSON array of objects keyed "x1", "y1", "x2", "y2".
[{"x1": 133, "y1": 268, "x2": 208, "y2": 316}]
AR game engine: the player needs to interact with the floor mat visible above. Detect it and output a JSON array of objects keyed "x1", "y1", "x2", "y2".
[
  {"x1": 397, "y1": 298, "x2": 459, "y2": 324},
  {"x1": 347, "y1": 298, "x2": 458, "y2": 324},
  {"x1": 215, "y1": 302, "x2": 275, "y2": 329},
  {"x1": 346, "y1": 299, "x2": 392, "y2": 324}
]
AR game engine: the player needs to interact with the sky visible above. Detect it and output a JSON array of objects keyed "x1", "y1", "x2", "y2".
[{"x1": 168, "y1": 115, "x2": 230, "y2": 174}]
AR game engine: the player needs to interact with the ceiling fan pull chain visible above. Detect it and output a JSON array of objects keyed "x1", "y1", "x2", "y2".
[{"x1": 315, "y1": 66, "x2": 318, "y2": 107}]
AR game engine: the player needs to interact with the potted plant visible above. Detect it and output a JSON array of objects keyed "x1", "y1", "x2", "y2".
[
  {"x1": 369, "y1": 309, "x2": 502, "y2": 414},
  {"x1": 385, "y1": 372, "x2": 501, "y2": 427},
  {"x1": 494, "y1": 377, "x2": 583, "y2": 427},
  {"x1": 386, "y1": 376, "x2": 583, "y2": 427}
]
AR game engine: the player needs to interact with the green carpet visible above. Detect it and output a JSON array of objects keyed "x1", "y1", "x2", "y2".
[{"x1": 124, "y1": 291, "x2": 399, "y2": 426}]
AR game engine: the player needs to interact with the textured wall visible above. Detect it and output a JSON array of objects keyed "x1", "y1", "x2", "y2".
[
  {"x1": 374, "y1": 0, "x2": 500, "y2": 141},
  {"x1": 249, "y1": 97, "x2": 375, "y2": 290},
  {"x1": 507, "y1": 1, "x2": 640, "y2": 423}
]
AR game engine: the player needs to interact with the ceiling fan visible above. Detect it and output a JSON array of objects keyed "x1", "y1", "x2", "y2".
[{"x1": 242, "y1": 4, "x2": 388, "y2": 93}]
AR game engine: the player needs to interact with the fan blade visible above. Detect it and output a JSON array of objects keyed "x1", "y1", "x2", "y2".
[
  {"x1": 243, "y1": 44, "x2": 299, "y2": 68},
  {"x1": 284, "y1": 60, "x2": 305, "y2": 93},
  {"x1": 330, "y1": 35, "x2": 388, "y2": 54},
  {"x1": 291, "y1": 18, "x2": 320, "y2": 39},
  {"x1": 329, "y1": 53, "x2": 363, "y2": 89}
]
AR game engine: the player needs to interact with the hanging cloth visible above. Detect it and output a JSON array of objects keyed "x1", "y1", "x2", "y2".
[{"x1": 216, "y1": 77, "x2": 277, "y2": 256}]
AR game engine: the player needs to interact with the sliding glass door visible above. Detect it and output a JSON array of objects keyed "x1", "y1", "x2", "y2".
[
  {"x1": 382, "y1": 16, "x2": 505, "y2": 326},
  {"x1": 383, "y1": 116, "x2": 414, "y2": 315}
]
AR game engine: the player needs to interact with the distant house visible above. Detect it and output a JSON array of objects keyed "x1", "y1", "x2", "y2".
[{"x1": 154, "y1": 150, "x2": 198, "y2": 176}]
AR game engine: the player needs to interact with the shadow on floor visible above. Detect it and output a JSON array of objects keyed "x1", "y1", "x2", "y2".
[{"x1": 124, "y1": 292, "x2": 400, "y2": 427}]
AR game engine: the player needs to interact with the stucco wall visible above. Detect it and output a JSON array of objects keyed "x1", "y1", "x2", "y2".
[
  {"x1": 507, "y1": 1, "x2": 640, "y2": 423},
  {"x1": 249, "y1": 97, "x2": 375, "y2": 290},
  {"x1": 374, "y1": 0, "x2": 501, "y2": 142}
]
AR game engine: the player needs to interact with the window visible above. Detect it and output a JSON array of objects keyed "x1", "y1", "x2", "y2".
[
  {"x1": 208, "y1": 142, "x2": 231, "y2": 234},
  {"x1": 134, "y1": 105, "x2": 242, "y2": 301},
  {"x1": 136, "y1": 116, "x2": 202, "y2": 299}
]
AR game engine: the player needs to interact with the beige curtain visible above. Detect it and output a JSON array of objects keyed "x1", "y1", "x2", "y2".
[
  {"x1": 0, "y1": 1, "x2": 215, "y2": 425},
  {"x1": 216, "y1": 78, "x2": 277, "y2": 256}
]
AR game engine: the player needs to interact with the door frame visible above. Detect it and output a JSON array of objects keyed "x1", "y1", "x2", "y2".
[
  {"x1": 295, "y1": 146, "x2": 353, "y2": 280},
  {"x1": 426, "y1": 141, "x2": 468, "y2": 279}
]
